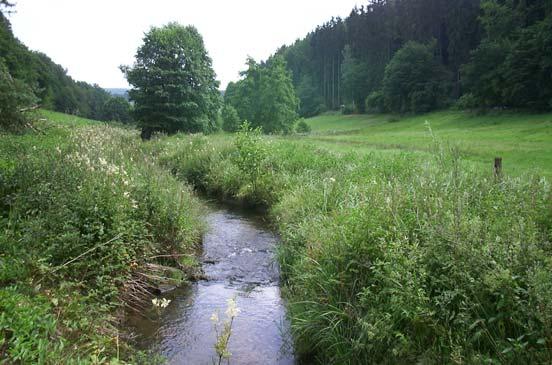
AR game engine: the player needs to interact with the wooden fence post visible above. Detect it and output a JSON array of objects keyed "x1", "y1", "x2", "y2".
[{"x1": 494, "y1": 157, "x2": 502, "y2": 178}]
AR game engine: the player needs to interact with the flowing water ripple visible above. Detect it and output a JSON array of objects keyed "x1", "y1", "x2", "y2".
[{"x1": 127, "y1": 205, "x2": 295, "y2": 365}]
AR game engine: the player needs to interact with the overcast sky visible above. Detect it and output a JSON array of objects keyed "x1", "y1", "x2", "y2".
[{"x1": 8, "y1": 0, "x2": 360, "y2": 89}]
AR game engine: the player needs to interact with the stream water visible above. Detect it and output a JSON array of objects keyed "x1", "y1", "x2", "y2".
[{"x1": 127, "y1": 203, "x2": 295, "y2": 364}]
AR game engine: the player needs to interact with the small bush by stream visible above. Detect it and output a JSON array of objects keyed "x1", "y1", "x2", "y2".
[
  {"x1": 0, "y1": 120, "x2": 203, "y2": 363},
  {"x1": 161, "y1": 127, "x2": 552, "y2": 364}
]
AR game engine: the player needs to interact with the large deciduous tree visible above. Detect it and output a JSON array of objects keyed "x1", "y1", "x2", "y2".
[
  {"x1": 382, "y1": 41, "x2": 451, "y2": 113},
  {"x1": 121, "y1": 23, "x2": 221, "y2": 139},
  {"x1": 257, "y1": 56, "x2": 299, "y2": 133},
  {"x1": 225, "y1": 56, "x2": 299, "y2": 134},
  {"x1": 225, "y1": 56, "x2": 299, "y2": 133}
]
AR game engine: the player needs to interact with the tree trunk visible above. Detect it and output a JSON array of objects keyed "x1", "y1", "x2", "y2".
[{"x1": 140, "y1": 127, "x2": 153, "y2": 141}]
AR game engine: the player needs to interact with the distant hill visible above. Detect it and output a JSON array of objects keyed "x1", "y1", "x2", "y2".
[
  {"x1": 105, "y1": 88, "x2": 129, "y2": 99},
  {"x1": 0, "y1": 11, "x2": 113, "y2": 119}
]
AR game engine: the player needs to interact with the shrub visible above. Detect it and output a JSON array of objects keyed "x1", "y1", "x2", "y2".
[
  {"x1": 295, "y1": 119, "x2": 311, "y2": 134},
  {"x1": 365, "y1": 90, "x2": 385, "y2": 113},
  {"x1": 233, "y1": 122, "x2": 276, "y2": 204},
  {"x1": 455, "y1": 92, "x2": 480, "y2": 110}
]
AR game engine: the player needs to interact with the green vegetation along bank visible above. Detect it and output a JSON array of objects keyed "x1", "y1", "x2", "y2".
[
  {"x1": 2, "y1": 109, "x2": 551, "y2": 364},
  {"x1": 0, "y1": 111, "x2": 204, "y2": 363},
  {"x1": 159, "y1": 124, "x2": 551, "y2": 364}
]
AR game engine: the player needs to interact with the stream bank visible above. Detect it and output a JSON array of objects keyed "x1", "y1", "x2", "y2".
[{"x1": 127, "y1": 202, "x2": 295, "y2": 364}]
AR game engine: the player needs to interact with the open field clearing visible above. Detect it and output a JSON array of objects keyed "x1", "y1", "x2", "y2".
[{"x1": 301, "y1": 111, "x2": 552, "y2": 177}]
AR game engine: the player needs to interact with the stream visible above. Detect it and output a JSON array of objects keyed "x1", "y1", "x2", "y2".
[{"x1": 127, "y1": 203, "x2": 296, "y2": 364}]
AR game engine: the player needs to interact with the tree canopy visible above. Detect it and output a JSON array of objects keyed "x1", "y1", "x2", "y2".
[
  {"x1": 382, "y1": 41, "x2": 450, "y2": 113},
  {"x1": 221, "y1": 104, "x2": 241, "y2": 133},
  {"x1": 225, "y1": 56, "x2": 299, "y2": 134},
  {"x1": 274, "y1": 0, "x2": 552, "y2": 114},
  {"x1": 122, "y1": 23, "x2": 221, "y2": 138},
  {"x1": 0, "y1": 60, "x2": 36, "y2": 130},
  {"x1": 102, "y1": 96, "x2": 132, "y2": 123},
  {"x1": 462, "y1": 0, "x2": 552, "y2": 110}
]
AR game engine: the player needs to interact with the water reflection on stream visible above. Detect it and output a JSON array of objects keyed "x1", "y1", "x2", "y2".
[{"x1": 127, "y1": 204, "x2": 295, "y2": 365}]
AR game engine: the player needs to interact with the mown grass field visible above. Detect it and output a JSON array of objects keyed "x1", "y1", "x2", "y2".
[
  {"x1": 39, "y1": 110, "x2": 103, "y2": 126},
  {"x1": 300, "y1": 111, "x2": 552, "y2": 177}
]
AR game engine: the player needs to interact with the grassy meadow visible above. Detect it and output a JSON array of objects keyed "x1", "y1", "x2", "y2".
[
  {"x1": 299, "y1": 111, "x2": 552, "y2": 177},
  {"x1": 159, "y1": 120, "x2": 551, "y2": 364},
  {"x1": 1, "y1": 109, "x2": 551, "y2": 364}
]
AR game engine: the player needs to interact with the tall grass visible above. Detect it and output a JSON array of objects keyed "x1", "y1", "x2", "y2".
[
  {"x1": 161, "y1": 127, "x2": 552, "y2": 364},
  {"x1": 0, "y1": 121, "x2": 203, "y2": 363}
]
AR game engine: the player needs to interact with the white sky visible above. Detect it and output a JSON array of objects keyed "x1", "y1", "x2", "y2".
[{"x1": 8, "y1": 0, "x2": 360, "y2": 89}]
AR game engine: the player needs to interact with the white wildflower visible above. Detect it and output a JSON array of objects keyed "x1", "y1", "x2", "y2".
[
  {"x1": 225, "y1": 298, "x2": 240, "y2": 318},
  {"x1": 152, "y1": 297, "x2": 171, "y2": 309}
]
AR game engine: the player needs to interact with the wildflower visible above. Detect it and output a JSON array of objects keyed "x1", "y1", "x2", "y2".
[
  {"x1": 225, "y1": 298, "x2": 240, "y2": 318},
  {"x1": 213, "y1": 297, "x2": 239, "y2": 364},
  {"x1": 329, "y1": 177, "x2": 336, "y2": 183},
  {"x1": 123, "y1": 191, "x2": 130, "y2": 198},
  {"x1": 107, "y1": 164, "x2": 119, "y2": 175},
  {"x1": 152, "y1": 297, "x2": 171, "y2": 309}
]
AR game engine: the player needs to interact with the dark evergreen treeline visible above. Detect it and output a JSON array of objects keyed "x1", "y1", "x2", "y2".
[
  {"x1": 0, "y1": 10, "x2": 132, "y2": 123},
  {"x1": 274, "y1": 0, "x2": 552, "y2": 116}
]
